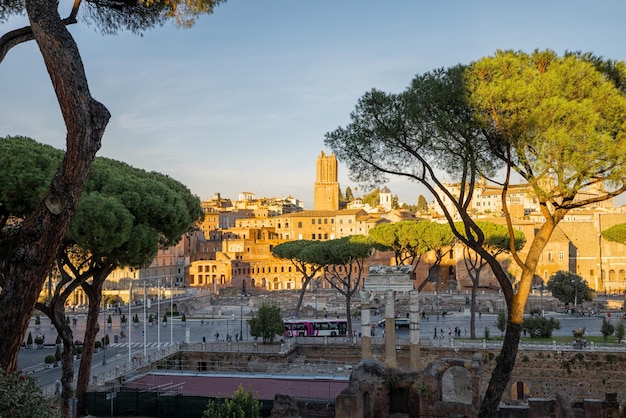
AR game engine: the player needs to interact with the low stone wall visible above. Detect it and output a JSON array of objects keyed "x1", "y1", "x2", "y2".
[
  {"x1": 294, "y1": 344, "x2": 626, "y2": 406},
  {"x1": 148, "y1": 342, "x2": 626, "y2": 411}
]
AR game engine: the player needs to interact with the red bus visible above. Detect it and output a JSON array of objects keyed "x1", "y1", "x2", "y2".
[{"x1": 283, "y1": 319, "x2": 348, "y2": 337}]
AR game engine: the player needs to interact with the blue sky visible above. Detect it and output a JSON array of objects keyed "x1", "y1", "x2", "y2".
[{"x1": 2, "y1": 1, "x2": 626, "y2": 208}]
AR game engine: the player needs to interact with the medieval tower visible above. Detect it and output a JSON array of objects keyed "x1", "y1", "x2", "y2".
[{"x1": 314, "y1": 151, "x2": 339, "y2": 211}]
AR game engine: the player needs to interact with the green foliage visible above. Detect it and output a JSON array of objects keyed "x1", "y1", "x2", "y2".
[
  {"x1": 0, "y1": 137, "x2": 62, "y2": 221},
  {"x1": 522, "y1": 315, "x2": 561, "y2": 338},
  {"x1": 35, "y1": 315, "x2": 41, "y2": 325},
  {"x1": 484, "y1": 327, "x2": 490, "y2": 339},
  {"x1": 121, "y1": 314, "x2": 127, "y2": 323},
  {"x1": 361, "y1": 189, "x2": 379, "y2": 206},
  {"x1": 601, "y1": 318, "x2": 615, "y2": 341},
  {"x1": 345, "y1": 186, "x2": 355, "y2": 202},
  {"x1": 615, "y1": 322, "x2": 625, "y2": 343},
  {"x1": 248, "y1": 303, "x2": 284, "y2": 344},
  {"x1": 54, "y1": 347, "x2": 62, "y2": 362},
  {"x1": 149, "y1": 314, "x2": 154, "y2": 323},
  {"x1": 133, "y1": 314, "x2": 139, "y2": 323},
  {"x1": 163, "y1": 313, "x2": 168, "y2": 323},
  {"x1": 44, "y1": 355, "x2": 56, "y2": 364},
  {"x1": 467, "y1": 50, "x2": 626, "y2": 203},
  {"x1": 546, "y1": 271, "x2": 594, "y2": 305},
  {"x1": 602, "y1": 223, "x2": 626, "y2": 245},
  {"x1": 0, "y1": 0, "x2": 226, "y2": 32},
  {"x1": 495, "y1": 312, "x2": 507, "y2": 336},
  {"x1": 203, "y1": 384, "x2": 261, "y2": 418},
  {"x1": 0, "y1": 368, "x2": 61, "y2": 417},
  {"x1": 417, "y1": 194, "x2": 429, "y2": 213},
  {"x1": 27, "y1": 332, "x2": 33, "y2": 346},
  {"x1": 107, "y1": 315, "x2": 112, "y2": 324}
]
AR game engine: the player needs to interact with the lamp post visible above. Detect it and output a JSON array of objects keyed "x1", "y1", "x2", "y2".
[
  {"x1": 170, "y1": 276, "x2": 174, "y2": 345},
  {"x1": 102, "y1": 301, "x2": 107, "y2": 366},
  {"x1": 128, "y1": 283, "x2": 132, "y2": 363},
  {"x1": 240, "y1": 295, "x2": 244, "y2": 341}
]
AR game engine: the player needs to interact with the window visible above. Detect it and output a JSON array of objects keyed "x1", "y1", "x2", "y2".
[
  {"x1": 298, "y1": 221, "x2": 302, "y2": 228},
  {"x1": 559, "y1": 251, "x2": 564, "y2": 260}
]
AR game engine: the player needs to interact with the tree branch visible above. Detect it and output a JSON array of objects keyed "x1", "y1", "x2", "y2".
[{"x1": 0, "y1": 16, "x2": 77, "y2": 64}]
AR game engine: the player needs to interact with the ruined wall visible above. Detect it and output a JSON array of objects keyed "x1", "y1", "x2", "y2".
[{"x1": 156, "y1": 344, "x2": 626, "y2": 406}]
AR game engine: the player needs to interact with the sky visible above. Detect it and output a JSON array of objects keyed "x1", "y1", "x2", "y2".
[{"x1": 2, "y1": 1, "x2": 626, "y2": 209}]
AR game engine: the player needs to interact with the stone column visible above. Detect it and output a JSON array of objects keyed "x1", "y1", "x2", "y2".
[
  {"x1": 359, "y1": 291, "x2": 372, "y2": 360},
  {"x1": 409, "y1": 290, "x2": 421, "y2": 371},
  {"x1": 384, "y1": 290, "x2": 397, "y2": 368}
]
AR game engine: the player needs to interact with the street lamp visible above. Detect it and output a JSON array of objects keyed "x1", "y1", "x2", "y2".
[
  {"x1": 102, "y1": 302, "x2": 107, "y2": 366},
  {"x1": 240, "y1": 295, "x2": 244, "y2": 341}
]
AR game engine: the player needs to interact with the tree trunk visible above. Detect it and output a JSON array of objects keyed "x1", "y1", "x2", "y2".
[
  {"x1": 0, "y1": 0, "x2": 109, "y2": 373},
  {"x1": 294, "y1": 276, "x2": 312, "y2": 315},
  {"x1": 478, "y1": 320, "x2": 522, "y2": 416},
  {"x1": 345, "y1": 293, "x2": 352, "y2": 336},
  {"x1": 53, "y1": 301, "x2": 76, "y2": 417},
  {"x1": 61, "y1": 335, "x2": 75, "y2": 417},
  {"x1": 470, "y1": 281, "x2": 477, "y2": 339},
  {"x1": 76, "y1": 270, "x2": 109, "y2": 417}
]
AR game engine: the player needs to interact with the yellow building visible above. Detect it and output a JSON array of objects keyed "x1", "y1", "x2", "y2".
[{"x1": 314, "y1": 151, "x2": 339, "y2": 211}]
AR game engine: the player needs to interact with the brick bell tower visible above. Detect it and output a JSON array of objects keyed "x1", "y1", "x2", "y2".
[{"x1": 313, "y1": 151, "x2": 339, "y2": 211}]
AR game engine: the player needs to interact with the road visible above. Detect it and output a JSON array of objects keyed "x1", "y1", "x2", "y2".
[
  {"x1": 18, "y1": 308, "x2": 251, "y2": 389},
  {"x1": 18, "y1": 297, "x2": 620, "y2": 391}
]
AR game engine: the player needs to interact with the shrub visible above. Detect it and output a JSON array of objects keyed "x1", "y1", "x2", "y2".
[
  {"x1": 601, "y1": 318, "x2": 615, "y2": 341},
  {"x1": 44, "y1": 355, "x2": 56, "y2": 364},
  {"x1": 203, "y1": 385, "x2": 261, "y2": 418},
  {"x1": 615, "y1": 322, "x2": 625, "y2": 343},
  {"x1": 249, "y1": 302, "x2": 284, "y2": 344},
  {"x1": 522, "y1": 316, "x2": 561, "y2": 338},
  {"x1": 0, "y1": 368, "x2": 61, "y2": 417}
]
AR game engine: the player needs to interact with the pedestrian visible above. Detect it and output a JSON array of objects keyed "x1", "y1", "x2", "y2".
[{"x1": 434, "y1": 328, "x2": 437, "y2": 339}]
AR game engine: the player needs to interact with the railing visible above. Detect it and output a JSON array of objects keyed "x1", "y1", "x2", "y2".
[
  {"x1": 180, "y1": 339, "x2": 295, "y2": 354},
  {"x1": 43, "y1": 336, "x2": 626, "y2": 397}
]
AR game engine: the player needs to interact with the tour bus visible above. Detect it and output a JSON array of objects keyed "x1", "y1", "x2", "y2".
[
  {"x1": 283, "y1": 318, "x2": 348, "y2": 337},
  {"x1": 377, "y1": 318, "x2": 410, "y2": 329}
]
